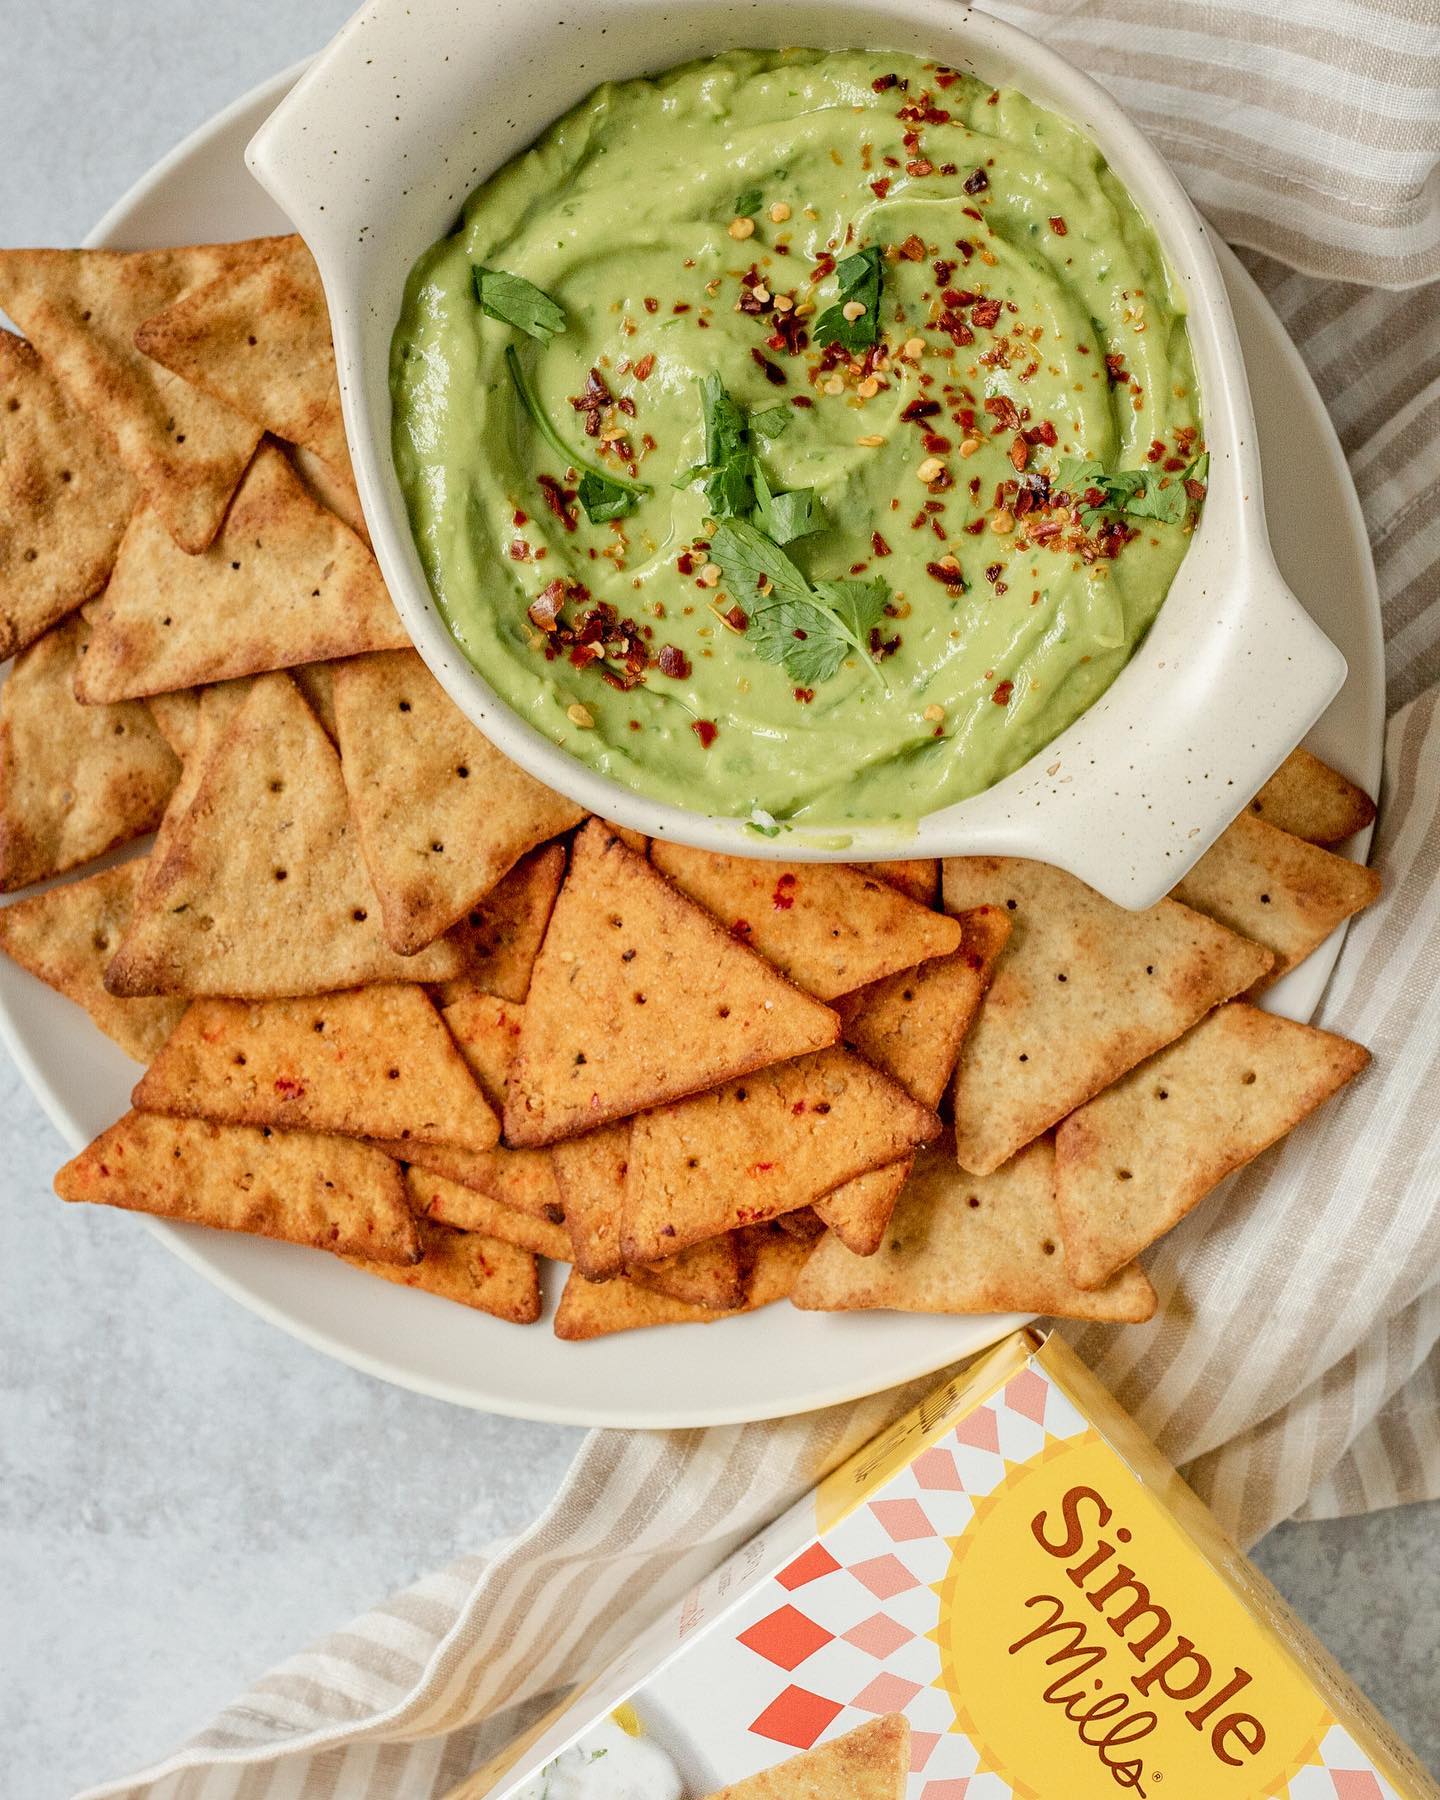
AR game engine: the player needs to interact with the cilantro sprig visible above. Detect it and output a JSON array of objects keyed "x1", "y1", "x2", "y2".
[
  {"x1": 472, "y1": 267, "x2": 567, "y2": 342},
  {"x1": 813, "y1": 246, "x2": 884, "y2": 353},
  {"x1": 1058, "y1": 453, "x2": 1209, "y2": 528},
  {"x1": 677, "y1": 375, "x2": 824, "y2": 543},
  {"x1": 504, "y1": 346, "x2": 649, "y2": 524},
  {"x1": 710, "y1": 518, "x2": 889, "y2": 689}
]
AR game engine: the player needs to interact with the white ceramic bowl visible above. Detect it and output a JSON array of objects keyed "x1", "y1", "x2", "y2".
[{"x1": 247, "y1": 0, "x2": 1345, "y2": 908}]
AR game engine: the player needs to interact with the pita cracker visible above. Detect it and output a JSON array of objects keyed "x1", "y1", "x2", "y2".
[
  {"x1": 291, "y1": 660, "x2": 340, "y2": 742},
  {"x1": 1170, "y1": 812, "x2": 1381, "y2": 992},
  {"x1": 0, "y1": 613, "x2": 179, "y2": 891},
  {"x1": 394, "y1": 1138, "x2": 566, "y2": 1225},
  {"x1": 141, "y1": 679, "x2": 253, "y2": 883},
  {"x1": 287, "y1": 444, "x2": 369, "y2": 546},
  {"x1": 834, "y1": 904, "x2": 1011, "y2": 1109},
  {"x1": 553, "y1": 1266, "x2": 723, "y2": 1339},
  {"x1": 874, "y1": 857, "x2": 937, "y2": 906},
  {"x1": 145, "y1": 687, "x2": 201, "y2": 758},
  {"x1": 331, "y1": 650, "x2": 583, "y2": 954},
  {"x1": 701, "y1": 1715, "x2": 911, "y2": 1800},
  {"x1": 650, "y1": 840, "x2": 962, "y2": 1000},
  {"x1": 105, "y1": 672, "x2": 463, "y2": 998},
  {"x1": 55, "y1": 1110, "x2": 420, "y2": 1264},
  {"x1": 133, "y1": 236, "x2": 350, "y2": 479},
  {"x1": 943, "y1": 857, "x2": 1274, "y2": 1175},
  {"x1": 0, "y1": 331, "x2": 136, "y2": 657},
  {"x1": 1056, "y1": 1001, "x2": 1369, "y2": 1288},
  {"x1": 505, "y1": 822, "x2": 839, "y2": 1146},
  {"x1": 345, "y1": 1214, "x2": 539, "y2": 1322},
  {"x1": 622, "y1": 1046, "x2": 940, "y2": 1263},
  {"x1": 1248, "y1": 747, "x2": 1376, "y2": 846},
  {"x1": 604, "y1": 820, "x2": 649, "y2": 856},
  {"x1": 133, "y1": 985, "x2": 500, "y2": 1151},
  {"x1": 792, "y1": 1140, "x2": 1155, "y2": 1322},
  {"x1": 0, "y1": 244, "x2": 267, "y2": 552},
  {"x1": 405, "y1": 1166, "x2": 571, "y2": 1260},
  {"x1": 550, "y1": 1121, "x2": 632, "y2": 1280},
  {"x1": 75, "y1": 442, "x2": 408, "y2": 704},
  {"x1": 739, "y1": 1222, "x2": 814, "y2": 1309},
  {"x1": 434, "y1": 842, "x2": 567, "y2": 1006},
  {"x1": 0, "y1": 860, "x2": 185, "y2": 1061},
  {"x1": 774, "y1": 1206, "x2": 826, "y2": 1242},
  {"x1": 813, "y1": 1157, "x2": 914, "y2": 1257},
  {"x1": 634, "y1": 1232, "x2": 749, "y2": 1310}
]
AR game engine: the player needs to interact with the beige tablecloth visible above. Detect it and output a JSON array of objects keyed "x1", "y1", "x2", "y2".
[{"x1": 79, "y1": 3, "x2": 1440, "y2": 1795}]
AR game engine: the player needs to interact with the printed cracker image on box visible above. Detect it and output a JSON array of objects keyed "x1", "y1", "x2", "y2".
[{"x1": 466, "y1": 1331, "x2": 1438, "y2": 1800}]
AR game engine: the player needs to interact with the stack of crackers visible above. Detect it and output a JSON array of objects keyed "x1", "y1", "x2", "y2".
[{"x1": 0, "y1": 234, "x2": 1384, "y2": 1341}]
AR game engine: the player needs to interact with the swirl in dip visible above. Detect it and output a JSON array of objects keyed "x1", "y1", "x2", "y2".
[{"x1": 391, "y1": 48, "x2": 1205, "y2": 831}]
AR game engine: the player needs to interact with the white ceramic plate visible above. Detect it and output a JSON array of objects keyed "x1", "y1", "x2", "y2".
[{"x1": 0, "y1": 70, "x2": 1382, "y2": 1427}]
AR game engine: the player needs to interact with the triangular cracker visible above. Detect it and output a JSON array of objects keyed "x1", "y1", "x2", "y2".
[
  {"x1": 55, "y1": 1110, "x2": 419, "y2": 1263},
  {"x1": 433, "y1": 841, "x2": 567, "y2": 1006},
  {"x1": 650, "y1": 841, "x2": 962, "y2": 999},
  {"x1": 833, "y1": 903, "x2": 1011, "y2": 1108},
  {"x1": 0, "y1": 244, "x2": 267, "y2": 551},
  {"x1": 332, "y1": 651, "x2": 582, "y2": 954},
  {"x1": 622, "y1": 1046, "x2": 940, "y2": 1263},
  {"x1": 739, "y1": 1222, "x2": 814, "y2": 1309},
  {"x1": 0, "y1": 612, "x2": 179, "y2": 891},
  {"x1": 133, "y1": 235, "x2": 350, "y2": 479},
  {"x1": 345, "y1": 1214, "x2": 539, "y2": 1321},
  {"x1": 792, "y1": 1140, "x2": 1155, "y2": 1322},
  {"x1": 943, "y1": 856, "x2": 1274, "y2": 1175},
  {"x1": 1170, "y1": 812, "x2": 1381, "y2": 992},
  {"x1": 553, "y1": 1267, "x2": 722, "y2": 1339},
  {"x1": 874, "y1": 857, "x2": 937, "y2": 906},
  {"x1": 141, "y1": 679, "x2": 253, "y2": 882},
  {"x1": 1056, "y1": 1001, "x2": 1369, "y2": 1288},
  {"x1": 75, "y1": 442, "x2": 408, "y2": 704},
  {"x1": 0, "y1": 330, "x2": 136, "y2": 657},
  {"x1": 133, "y1": 985, "x2": 499, "y2": 1151},
  {"x1": 288, "y1": 443, "x2": 369, "y2": 545},
  {"x1": 405, "y1": 1167, "x2": 570, "y2": 1260},
  {"x1": 813, "y1": 1158, "x2": 914, "y2": 1258},
  {"x1": 505, "y1": 822, "x2": 839, "y2": 1146},
  {"x1": 550, "y1": 1121, "x2": 632, "y2": 1280},
  {"x1": 104, "y1": 672, "x2": 463, "y2": 998},
  {"x1": 634, "y1": 1233, "x2": 749, "y2": 1310},
  {"x1": 701, "y1": 1715, "x2": 912, "y2": 1800},
  {"x1": 774, "y1": 1207, "x2": 826, "y2": 1242},
  {"x1": 0, "y1": 860, "x2": 185, "y2": 1061},
  {"x1": 1248, "y1": 748, "x2": 1376, "y2": 846},
  {"x1": 438, "y1": 989, "x2": 524, "y2": 1108}
]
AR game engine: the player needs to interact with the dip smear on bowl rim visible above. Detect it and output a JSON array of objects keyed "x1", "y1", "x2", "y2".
[{"x1": 390, "y1": 48, "x2": 1207, "y2": 835}]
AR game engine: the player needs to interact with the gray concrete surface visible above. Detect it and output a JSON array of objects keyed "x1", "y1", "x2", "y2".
[{"x1": 0, "y1": 5, "x2": 1435, "y2": 1794}]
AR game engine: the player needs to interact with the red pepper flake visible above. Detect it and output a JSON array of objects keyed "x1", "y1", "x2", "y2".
[
  {"x1": 791, "y1": 394, "x2": 814, "y2": 409},
  {"x1": 1049, "y1": 215, "x2": 1068, "y2": 235},
  {"x1": 750, "y1": 347, "x2": 787, "y2": 385},
  {"x1": 656, "y1": 645, "x2": 692, "y2": 680},
  {"x1": 971, "y1": 296, "x2": 1002, "y2": 330},
  {"x1": 274, "y1": 1076, "x2": 305, "y2": 1099},
  {"x1": 1163, "y1": 454, "x2": 1187, "y2": 473},
  {"x1": 906, "y1": 160, "x2": 934, "y2": 178},
  {"x1": 536, "y1": 474, "x2": 578, "y2": 533},
  {"x1": 926, "y1": 559, "x2": 966, "y2": 592},
  {"x1": 724, "y1": 605, "x2": 749, "y2": 632},
  {"x1": 993, "y1": 679, "x2": 1014, "y2": 705},
  {"x1": 569, "y1": 367, "x2": 613, "y2": 437},
  {"x1": 676, "y1": 552, "x2": 694, "y2": 576},
  {"x1": 869, "y1": 177, "x2": 892, "y2": 199},
  {"x1": 963, "y1": 167, "x2": 989, "y2": 194},
  {"x1": 730, "y1": 918, "x2": 753, "y2": 942},
  {"x1": 924, "y1": 432, "x2": 952, "y2": 455},
  {"x1": 511, "y1": 509, "x2": 528, "y2": 527},
  {"x1": 870, "y1": 531, "x2": 892, "y2": 557},
  {"x1": 935, "y1": 68, "x2": 958, "y2": 88},
  {"x1": 1185, "y1": 476, "x2": 1208, "y2": 502},
  {"x1": 792, "y1": 686, "x2": 815, "y2": 704},
  {"x1": 691, "y1": 718, "x2": 718, "y2": 748},
  {"x1": 898, "y1": 234, "x2": 928, "y2": 262},
  {"x1": 872, "y1": 72, "x2": 900, "y2": 91},
  {"x1": 984, "y1": 393, "x2": 1022, "y2": 432},
  {"x1": 1105, "y1": 352, "x2": 1129, "y2": 387},
  {"x1": 527, "y1": 580, "x2": 566, "y2": 632},
  {"x1": 643, "y1": 296, "x2": 659, "y2": 313},
  {"x1": 772, "y1": 872, "x2": 797, "y2": 910}
]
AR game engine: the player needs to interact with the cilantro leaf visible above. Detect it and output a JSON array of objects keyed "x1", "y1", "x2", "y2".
[
  {"x1": 734, "y1": 187, "x2": 763, "y2": 217},
  {"x1": 1057, "y1": 455, "x2": 1200, "y2": 529},
  {"x1": 750, "y1": 405, "x2": 792, "y2": 441},
  {"x1": 812, "y1": 576, "x2": 891, "y2": 645},
  {"x1": 696, "y1": 373, "x2": 754, "y2": 519},
  {"x1": 709, "y1": 517, "x2": 810, "y2": 604},
  {"x1": 472, "y1": 267, "x2": 567, "y2": 341},
  {"x1": 813, "y1": 246, "x2": 884, "y2": 352},
  {"x1": 504, "y1": 346, "x2": 649, "y2": 515},
  {"x1": 753, "y1": 465, "x2": 827, "y2": 545}
]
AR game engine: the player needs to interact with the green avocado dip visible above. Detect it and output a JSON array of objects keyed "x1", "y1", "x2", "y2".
[{"x1": 391, "y1": 47, "x2": 1206, "y2": 830}]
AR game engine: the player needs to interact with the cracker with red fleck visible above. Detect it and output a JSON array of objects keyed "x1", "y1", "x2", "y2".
[
  {"x1": 54, "y1": 1109, "x2": 419, "y2": 1264},
  {"x1": 405, "y1": 1166, "x2": 571, "y2": 1261},
  {"x1": 0, "y1": 611, "x2": 179, "y2": 891},
  {"x1": 1170, "y1": 811, "x2": 1381, "y2": 993},
  {"x1": 75, "y1": 442, "x2": 409, "y2": 705},
  {"x1": 505, "y1": 821, "x2": 839, "y2": 1147},
  {"x1": 332, "y1": 650, "x2": 584, "y2": 955},
  {"x1": 812, "y1": 1158, "x2": 914, "y2": 1258},
  {"x1": 133, "y1": 984, "x2": 500, "y2": 1151},
  {"x1": 1055, "y1": 1002, "x2": 1369, "y2": 1288},
  {"x1": 634, "y1": 1231, "x2": 749, "y2": 1311},
  {"x1": 1248, "y1": 747, "x2": 1376, "y2": 846},
  {"x1": 0, "y1": 860, "x2": 186, "y2": 1062},
  {"x1": 650, "y1": 841, "x2": 962, "y2": 999},
  {"x1": 873, "y1": 857, "x2": 937, "y2": 906},
  {"x1": 345, "y1": 1214, "x2": 539, "y2": 1322},
  {"x1": 833, "y1": 903, "x2": 1011, "y2": 1108},
  {"x1": 0, "y1": 243, "x2": 266, "y2": 552},
  {"x1": 105, "y1": 672, "x2": 464, "y2": 998},
  {"x1": 943, "y1": 857, "x2": 1274, "y2": 1175},
  {"x1": 133, "y1": 235, "x2": 350, "y2": 481},
  {"x1": 550, "y1": 1120, "x2": 632, "y2": 1280},
  {"x1": 701, "y1": 1714, "x2": 912, "y2": 1799},
  {"x1": 622, "y1": 1046, "x2": 940, "y2": 1264},
  {"x1": 792, "y1": 1140, "x2": 1154, "y2": 1322},
  {"x1": 0, "y1": 331, "x2": 136, "y2": 658},
  {"x1": 553, "y1": 1267, "x2": 723, "y2": 1340},
  {"x1": 433, "y1": 841, "x2": 567, "y2": 1006}
]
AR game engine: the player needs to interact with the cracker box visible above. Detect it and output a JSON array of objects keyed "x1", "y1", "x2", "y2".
[{"x1": 459, "y1": 1329, "x2": 1438, "y2": 1799}]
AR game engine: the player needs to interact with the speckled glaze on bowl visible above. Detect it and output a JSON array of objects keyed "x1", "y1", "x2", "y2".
[{"x1": 246, "y1": 0, "x2": 1346, "y2": 907}]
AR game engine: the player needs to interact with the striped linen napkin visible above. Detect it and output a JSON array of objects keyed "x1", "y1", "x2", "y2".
[{"x1": 79, "y1": 4, "x2": 1440, "y2": 1796}]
